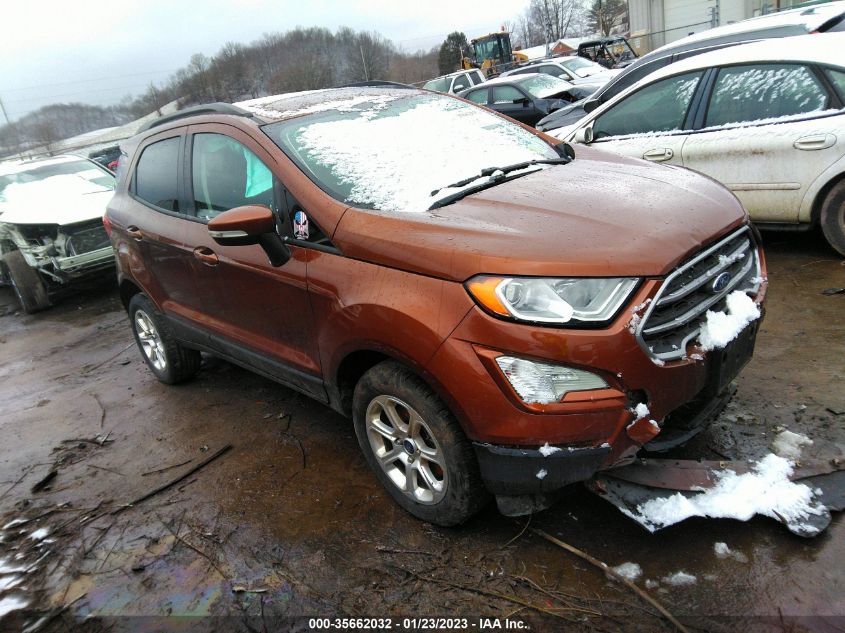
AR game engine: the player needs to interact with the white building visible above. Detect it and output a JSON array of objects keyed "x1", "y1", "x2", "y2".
[{"x1": 628, "y1": 0, "x2": 814, "y2": 53}]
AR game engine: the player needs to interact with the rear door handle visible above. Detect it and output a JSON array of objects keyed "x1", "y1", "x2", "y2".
[
  {"x1": 126, "y1": 225, "x2": 143, "y2": 241},
  {"x1": 192, "y1": 247, "x2": 219, "y2": 266},
  {"x1": 642, "y1": 148, "x2": 674, "y2": 162},
  {"x1": 794, "y1": 133, "x2": 836, "y2": 151}
]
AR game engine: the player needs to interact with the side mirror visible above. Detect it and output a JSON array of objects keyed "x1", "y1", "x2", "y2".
[
  {"x1": 208, "y1": 205, "x2": 291, "y2": 267},
  {"x1": 573, "y1": 125, "x2": 594, "y2": 144},
  {"x1": 583, "y1": 97, "x2": 600, "y2": 113},
  {"x1": 515, "y1": 97, "x2": 531, "y2": 107}
]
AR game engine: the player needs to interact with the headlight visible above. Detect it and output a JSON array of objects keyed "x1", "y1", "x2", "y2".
[
  {"x1": 496, "y1": 356, "x2": 608, "y2": 403},
  {"x1": 466, "y1": 275, "x2": 639, "y2": 324}
]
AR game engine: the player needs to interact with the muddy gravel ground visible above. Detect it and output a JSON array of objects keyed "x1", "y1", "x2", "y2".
[{"x1": 0, "y1": 230, "x2": 843, "y2": 633}]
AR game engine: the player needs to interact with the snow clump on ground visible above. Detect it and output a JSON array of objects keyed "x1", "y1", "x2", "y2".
[
  {"x1": 771, "y1": 430, "x2": 813, "y2": 460},
  {"x1": 611, "y1": 562, "x2": 642, "y2": 581}
]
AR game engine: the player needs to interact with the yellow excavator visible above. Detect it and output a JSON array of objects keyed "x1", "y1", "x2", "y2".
[{"x1": 461, "y1": 31, "x2": 520, "y2": 77}]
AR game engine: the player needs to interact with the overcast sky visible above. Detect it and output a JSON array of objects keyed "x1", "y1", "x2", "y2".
[{"x1": 0, "y1": 0, "x2": 530, "y2": 121}]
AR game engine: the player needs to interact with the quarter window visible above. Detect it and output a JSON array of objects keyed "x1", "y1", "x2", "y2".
[
  {"x1": 492, "y1": 86, "x2": 525, "y2": 104},
  {"x1": 824, "y1": 67, "x2": 845, "y2": 102},
  {"x1": 593, "y1": 71, "x2": 703, "y2": 139},
  {"x1": 191, "y1": 134, "x2": 274, "y2": 221},
  {"x1": 134, "y1": 137, "x2": 180, "y2": 212},
  {"x1": 705, "y1": 64, "x2": 828, "y2": 128}
]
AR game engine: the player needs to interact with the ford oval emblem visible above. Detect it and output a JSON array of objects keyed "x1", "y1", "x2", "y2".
[{"x1": 712, "y1": 271, "x2": 732, "y2": 293}]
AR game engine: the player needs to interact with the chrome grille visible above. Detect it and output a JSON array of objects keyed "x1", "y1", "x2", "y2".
[{"x1": 637, "y1": 226, "x2": 761, "y2": 361}]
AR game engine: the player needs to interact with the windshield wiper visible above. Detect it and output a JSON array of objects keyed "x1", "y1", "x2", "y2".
[{"x1": 430, "y1": 157, "x2": 571, "y2": 198}]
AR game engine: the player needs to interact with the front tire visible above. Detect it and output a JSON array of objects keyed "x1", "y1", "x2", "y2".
[
  {"x1": 128, "y1": 294, "x2": 200, "y2": 384},
  {"x1": 3, "y1": 250, "x2": 51, "y2": 314},
  {"x1": 352, "y1": 361, "x2": 488, "y2": 526},
  {"x1": 820, "y1": 180, "x2": 845, "y2": 256}
]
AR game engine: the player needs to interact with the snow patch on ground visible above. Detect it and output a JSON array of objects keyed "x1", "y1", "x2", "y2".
[
  {"x1": 771, "y1": 430, "x2": 813, "y2": 460},
  {"x1": 698, "y1": 291, "x2": 760, "y2": 351},
  {"x1": 611, "y1": 562, "x2": 642, "y2": 581},
  {"x1": 662, "y1": 571, "x2": 697, "y2": 586},
  {"x1": 645, "y1": 579, "x2": 659, "y2": 589},
  {"x1": 29, "y1": 528, "x2": 49, "y2": 541},
  {"x1": 713, "y1": 542, "x2": 748, "y2": 563},
  {"x1": 539, "y1": 443, "x2": 562, "y2": 457},
  {"x1": 621, "y1": 454, "x2": 827, "y2": 535}
]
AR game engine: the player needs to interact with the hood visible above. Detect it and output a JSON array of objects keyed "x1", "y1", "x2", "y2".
[
  {"x1": 536, "y1": 99, "x2": 587, "y2": 131},
  {"x1": 0, "y1": 176, "x2": 114, "y2": 226},
  {"x1": 333, "y1": 145, "x2": 746, "y2": 281}
]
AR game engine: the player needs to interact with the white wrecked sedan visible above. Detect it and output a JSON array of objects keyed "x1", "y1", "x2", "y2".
[{"x1": 0, "y1": 155, "x2": 116, "y2": 312}]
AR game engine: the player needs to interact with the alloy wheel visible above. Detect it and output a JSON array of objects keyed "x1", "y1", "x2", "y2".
[{"x1": 134, "y1": 309, "x2": 167, "y2": 372}]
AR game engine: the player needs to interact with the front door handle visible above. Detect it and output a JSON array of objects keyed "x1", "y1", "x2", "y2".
[
  {"x1": 794, "y1": 133, "x2": 836, "y2": 151},
  {"x1": 642, "y1": 148, "x2": 674, "y2": 162},
  {"x1": 126, "y1": 225, "x2": 143, "y2": 241},
  {"x1": 192, "y1": 247, "x2": 219, "y2": 266}
]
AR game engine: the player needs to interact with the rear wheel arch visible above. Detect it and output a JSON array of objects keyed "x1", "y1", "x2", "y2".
[
  {"x1": 811, "y1": 171, "x2": 845, "y2": 225},
  {"x1": 119, "y1": 279, "x2": 143, "y2": 310}
]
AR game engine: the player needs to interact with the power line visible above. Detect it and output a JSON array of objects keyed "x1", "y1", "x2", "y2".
[{"x1": 1, "y1": 68, "x2": 179, "y2": 93}]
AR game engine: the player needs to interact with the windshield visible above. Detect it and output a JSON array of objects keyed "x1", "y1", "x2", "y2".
[
  {"x1": 423, "y1": 77, "x2": 450, "y2": 93},
  {"x1": 0, "y1": 159, "x2": 115, "y2": 201},
  {"x1": 519, "y1": 75, "x2": 573, "y2": 99},
  {"x1": 560, "y1": 57, "x2": 604, "y2": 77},
  {"x1": 262, "y1": 93, "x2": 557, "y2": 213}
]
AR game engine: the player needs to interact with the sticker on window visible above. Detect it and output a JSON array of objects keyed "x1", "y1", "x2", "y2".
[{"x1": 293, "y1": 210, "x2": 309, "y2": 240}]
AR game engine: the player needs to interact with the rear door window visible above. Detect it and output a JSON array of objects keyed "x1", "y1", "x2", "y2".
[
  {"x1": 593, "y1": 71, "x2": 703, "y2": 139},
  {"x1": 540, "y1": 64, "x2": 569, "y2": 80},
  {"x1": 465, "y1": 88, "x2": 489, "y2": 104},
  {"x1": 492, "y1": 86, "x2": 526, "y2": 104},
  {"x1": 190, "y1": 133, "x2": 274, "y2": 221},
  {"x1": 705, "y1": 64, "x2": 829, "y2": 127},
  {"x1": 469, "y1": 71, "x2": 485, "y2": 85},
  {"x1": 134, "y1": 137, "x2": 181, "y2": 212}
]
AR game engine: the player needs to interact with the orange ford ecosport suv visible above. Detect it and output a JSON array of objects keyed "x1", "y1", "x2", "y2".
[{"x1": 105, "y1": 88, "x2": 767, "y2": 525}]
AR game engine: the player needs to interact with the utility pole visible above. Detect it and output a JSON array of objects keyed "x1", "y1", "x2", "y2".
[
  {"x1": 360, "y1": 45, "x2": 370, "y2": 81},
  {"x1": 0, "y1": 96, "x2": 10, "y2": 125}
]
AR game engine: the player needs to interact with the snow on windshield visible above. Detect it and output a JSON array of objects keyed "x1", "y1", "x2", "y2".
[
  {"x1": 520, "y1": 74, "x2": 573, "y2": 99},
  {"x1": 264, "y1": 94, "x2": 558, "y2": 212}
]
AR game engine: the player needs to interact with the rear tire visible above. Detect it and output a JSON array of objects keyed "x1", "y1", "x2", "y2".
[
  {"x1": 128, "y1": 293, "x2": 200, "y2": 384},
  {"x1": 352, "y1": 361, "x2": 488, "y2": 526},
  {"x1": 820, "y1": 180, "x2": 845, "y2": 256},
  {"x1": 3, "y1": 250, "x2": 51, "y2": 314}
]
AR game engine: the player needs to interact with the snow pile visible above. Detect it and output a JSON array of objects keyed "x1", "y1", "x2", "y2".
[
  {"x1": 539, "y1": 443, "x2": 562, "y2": 457},
  {"x1": 290, "y1": 95, "x2": 558, "y2": 212},
  {"x1": 713, "y1": 542, "x2": 748, "y2": 563},
  {"x1": 771, "y1": 430, "x2": 813, "y2": 460},
  {"x1": 0, "y1": 596, "x2": 28, "y2": 618},
  {"x1": 662, "y1": 571, "x2": 696, "y2": 586},
  {"x1": 611, "y1": 562, "x2": 642, "y2": 581},
  {"x1": 698, "y1": 291, "x2": 760, "y2": 351},
  {"x1": 622, "y1": 454, "x2": 827, "y2": 535}
]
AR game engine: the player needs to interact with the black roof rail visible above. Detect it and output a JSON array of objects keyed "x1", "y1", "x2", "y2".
[{"x1": 137, "y1": 102, "x2": 253, "y2": 133}]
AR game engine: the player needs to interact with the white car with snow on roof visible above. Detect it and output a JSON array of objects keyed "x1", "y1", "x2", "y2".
[
  {"x1": 0, "y1": 155, "x2": 117, "y2": 313},
  {"x1": 557, "y1": 33, "x2": 845, "y2": 256}
]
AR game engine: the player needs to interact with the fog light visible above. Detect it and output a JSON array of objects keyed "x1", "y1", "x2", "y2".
[{"x1": 495, "y1": 356, "x2": 608, "y2": 404}]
